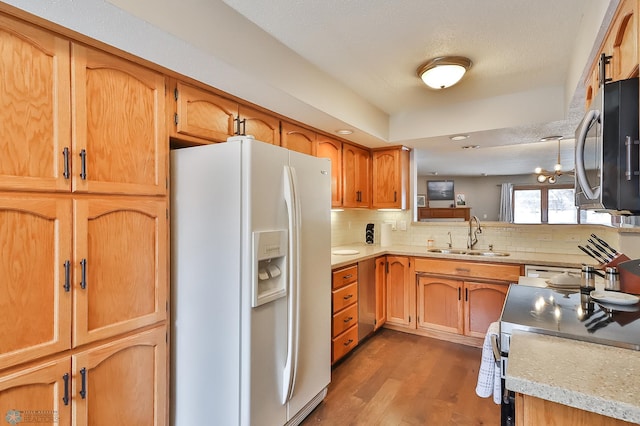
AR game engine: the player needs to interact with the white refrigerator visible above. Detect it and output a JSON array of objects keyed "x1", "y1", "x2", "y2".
[{"x1": 170, "y1": 136, "x2": 331, "y2": 426}]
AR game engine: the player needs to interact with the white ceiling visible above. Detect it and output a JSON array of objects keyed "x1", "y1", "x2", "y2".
[
  {"x1": 215, "y1": 0, "x2": 616, "y2": 176},
  {"x1": 22, "y1": 0, "x2": 617, "y2": 176}
]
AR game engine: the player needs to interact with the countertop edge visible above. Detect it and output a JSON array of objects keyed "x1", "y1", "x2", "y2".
[
  {"x1": 331, "y1": 244, "x2": 595, "y2": 270},
  {"x1": 505, "y1": 331, "x2": 640, "y2": 424}
]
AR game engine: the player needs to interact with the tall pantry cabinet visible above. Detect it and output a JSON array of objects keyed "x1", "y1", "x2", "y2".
[{"x1": 0, "y1": 12, "x2": 168, "y2": 426}]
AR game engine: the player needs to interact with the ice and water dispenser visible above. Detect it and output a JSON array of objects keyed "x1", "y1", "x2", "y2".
[{"x1": 252, "y1": 230, "x2": 288, "y2": 307}]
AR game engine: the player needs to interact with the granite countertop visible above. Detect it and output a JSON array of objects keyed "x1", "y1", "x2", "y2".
[
  {"x1": 505, "y1": 331, "x2": 640, "y2": 423},
  {"x1": 330, "y1": 243, "x2": 595, "y2": 270}
]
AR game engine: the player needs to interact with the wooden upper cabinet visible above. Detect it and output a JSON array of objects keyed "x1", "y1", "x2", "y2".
[
  {"x1": 0, "y1": 356, "x2": 72, "y2": 424},
  {"x1": 316, "y1": 136, "x2": 343, "y2": 207},
  {"x1": 586, "y1": 0, "x2": 639, "y2": 107},
  {"x1": 281, "y1": 121, "x2": 316, "y2": 155},
  {"x1": 372, "y1": 146, "x2": 410, "y2": 209},
  {"x1": 0, "y1": 14, "x2": 71, "y2": 193},
  {"x1": 72, "y1": 326, "x2": 167, "y2": 426},
  {"x1": 0, "y1": 196, "x2": 72, "y2": 371},
  {"x1": 72, "y1": 45, "x2": 167, "y2": 196},
  {"x1": 73, "y1": 198, "x2": 168, "y2": 347},
  {"x1": 342, "y1": 143, "x2": 371, "y2": 208},
  {"x1": 170, "y1": 80, "x2": 237, "y2": 144},
  {"x1": 239, "y1": 105, "x2": 280, "y2": 145},
  {"x1": 610, "y1": 0, "x2": 638, "y2": 81}
]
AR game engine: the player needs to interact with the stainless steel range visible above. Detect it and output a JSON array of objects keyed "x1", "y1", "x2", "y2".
[
  {"x1": 498, "y1": 284, "x2": 640, "y2": 426},
  {"x1": 500, "y1": 284, "x2": 640, "y2": 355}
]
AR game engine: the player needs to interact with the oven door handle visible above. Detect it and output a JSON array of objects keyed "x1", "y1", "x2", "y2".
[{"x1": 491, "y1": 334, "x2": 501, "y2": 362}]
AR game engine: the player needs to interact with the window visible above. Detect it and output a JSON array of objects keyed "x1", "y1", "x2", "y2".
[{"x1": 513, "y1": 185, "x2": 577, "y2": 224}]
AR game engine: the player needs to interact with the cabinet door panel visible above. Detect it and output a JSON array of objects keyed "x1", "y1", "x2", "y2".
[
  {"x1": 173, "y1": 81, "x2": 237, "y2": 143},
  {"x1": 464, "y1": 281, "x2": 508, "y2": 338},
  {"x1": 281, "y1": 121, "x2": 315, "y2": 155},
  {"x1": 0, "y1": 15, "x2": 71, "y2": 192},
  {"x1": 374, "y1": 256, "x2": 387, "y2": 330},
  {"x1": 0, "y1": 357, "x2": 71, "y2": 425},
  {"x1": 385, "y1": 256, "x2": 412, "y2": 327},
  {"x1": 611, "y1": 0, "x2": 637, "y2": 81},
  {"x1": 72, "y1": 45, "x2": 167, "y2": 195},
  {"x1": 0, "y1": 196, "x2": 72, "y2": 370},
  {"x1": 239, "y1": 105, "x2": 280, "y2": 145},
  {"x1": 73, "y1": 198, "x2": 167, "y2": 346},
  {"x1": 73, "y1": 326, "x2": 166, "y2": 426},
  {"x1": 372, "y1": 150, "x2": 399, "y2": 207},
  {"x1": 342, "y1": 143, "x2": 370, "y2": 208},
  {"x1": 417, "y1": 275, "x2": 463, "y2": 334}
]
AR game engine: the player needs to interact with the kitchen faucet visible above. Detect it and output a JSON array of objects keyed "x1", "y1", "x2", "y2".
[{"x1": 467, "y1": 216, "x2": 482, "y2": 249}]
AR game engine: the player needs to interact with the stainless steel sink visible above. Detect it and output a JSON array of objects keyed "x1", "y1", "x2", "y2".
[
  {"x1": 426, "y1": 248, "x2": 468, "y2": 255},
  {"x1": 465, "y1": 250, "x2": 510, "y2": 257},
  {"x1": 427, "y1": 248, "x2": 510, "y2": 257}
]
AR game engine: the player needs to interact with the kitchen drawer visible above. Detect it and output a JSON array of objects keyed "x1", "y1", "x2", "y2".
[
  {"x1": 414, "y1": 258, "x2": 521, "y2": 282},
  {"x1": 332, "y1": 324, "x2": 358, "y2": 363},
  {"x1": 332, "y1": 303, "x2": 358, "y2": 337},
  {"x1": 332, "y1": 282, "x2": 358, "y2": 312},
  {"x1": 332, "y1": 265, "x2": 358, "y2": 289}
]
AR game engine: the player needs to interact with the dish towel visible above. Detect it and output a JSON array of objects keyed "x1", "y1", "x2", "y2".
[{"x1": 475, "y1": 321, "x2": 501, "y2": 404}]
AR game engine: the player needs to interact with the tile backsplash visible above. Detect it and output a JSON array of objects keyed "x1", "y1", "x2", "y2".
[{"x1": 331, "y1": 209, "x2": 638, "y2": 257}]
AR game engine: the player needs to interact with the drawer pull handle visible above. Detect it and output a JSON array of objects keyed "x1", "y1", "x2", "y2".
[
  {"x1": 79, "y1": 149, "x2": 87, "y2": 180},
  {"x1": 343, "y1": 294, "x2": 353, "y2": 300},
  {"x1": 343, "y1": 339, "x2": 354, "y2": 346},
  {"x1": 343, "y1": 316, "x2": 353, "y2": 323},
  {"x1": 455, "y1": 267, "x2": 471, "y2": 273},
  {"x1": 342, "y1": 274, "x2": 353, "y2": 280},
  {"x1": 62, "y1": 147, "x2": 70, "y2": 179}
]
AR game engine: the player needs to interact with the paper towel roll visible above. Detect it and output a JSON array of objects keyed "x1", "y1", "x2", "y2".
[{"x1": 380, "y1": 223, "x2": 392, "y2": 247}]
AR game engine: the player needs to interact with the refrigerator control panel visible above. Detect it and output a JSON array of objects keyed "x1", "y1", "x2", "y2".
[{"x1": 252, "y1": 230, "x2": 288, "y2": 307}]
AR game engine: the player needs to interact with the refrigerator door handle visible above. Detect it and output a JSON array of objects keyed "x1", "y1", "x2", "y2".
[{"x1": 282, "y1": 165, "x2": 301, "y2": 404}]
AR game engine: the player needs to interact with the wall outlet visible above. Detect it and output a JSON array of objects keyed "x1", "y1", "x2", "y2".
[{"x1": 398, "y1": 220, "x2": 407, "y2": 231}]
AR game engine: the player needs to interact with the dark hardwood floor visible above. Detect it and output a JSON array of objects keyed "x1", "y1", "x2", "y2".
[{"x1": 302, "y1": 328, "x2": 500, "y2": 425}]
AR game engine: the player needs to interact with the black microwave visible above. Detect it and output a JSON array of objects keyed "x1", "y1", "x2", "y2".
[{"x1": 575, "y1": 77, "x2": 640, "y2": 214}]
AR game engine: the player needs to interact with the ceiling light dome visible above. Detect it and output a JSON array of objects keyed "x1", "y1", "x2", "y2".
[{"x1": 417, "y1": 56, "x2": 472, "y2": 89}]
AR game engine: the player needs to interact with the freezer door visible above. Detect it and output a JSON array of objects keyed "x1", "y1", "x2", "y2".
[{"x1": 285, "y1": 150, "x2": 332, "y2": 419}]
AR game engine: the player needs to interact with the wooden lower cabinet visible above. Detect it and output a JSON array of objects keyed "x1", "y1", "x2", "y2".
[
  {"x1": 384, "y1": 256, "x2": 414, "y2": 328},
  {"x1": 374, "y1": 256, "x2": 387, "y2": 330},
  {"x1": 516, "y1": 393, "x2": 634, "y2": 425},
  {"x1": 383, "y1": 257, "x2": 520, "y2": 346},
  {"x1": 0, "y1": 326, "x2": 166, "y2": 426},
  {"x1": 416, "y1": 276, "x2": 508, "y2": 338},
  {"x1": 331, "y1": 265, "x2": 359, "y2": 363}
]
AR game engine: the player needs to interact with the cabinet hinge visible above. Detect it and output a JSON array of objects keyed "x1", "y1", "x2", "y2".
[
  {"x1": 174, "y1": 87, "x2": 179, "y2": 101},
  {"x1": 174, "y1": 113, "x2": 179, "y2": 125}
]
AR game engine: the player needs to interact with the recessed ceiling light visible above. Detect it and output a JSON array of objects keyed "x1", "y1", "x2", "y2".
[
  {"x1": 461, "y1": 145, "x2": 480, "y2": 149},
  {"x1": 336, "y1": 129, "x2": 353, "y2": 135},
  {"x1": 430, "y1": 171, "x2": 439, "y2": 175},
  {"x1": 539, "y1": 135, "x2": 563, "y2": 142},
  {"x1": 449, "y1": 134, "x2": 469, "y2": 141}
]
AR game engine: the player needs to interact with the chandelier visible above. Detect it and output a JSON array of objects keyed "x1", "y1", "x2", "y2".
[{"x1": 534, "y1": 136, "x2": 574, "y2": 183}]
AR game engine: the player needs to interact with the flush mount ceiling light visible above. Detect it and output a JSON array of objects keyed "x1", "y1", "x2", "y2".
[
  {"x1": 534, "y1": 136, "x2": 574, "y2": 183},
  {"x1": 417, "y1": 56, "x2": 472, "y2": 89}
]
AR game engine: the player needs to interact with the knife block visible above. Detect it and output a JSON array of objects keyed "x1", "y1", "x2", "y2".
[{"x1": 602, "y1": 253, "x2": 631, "y2": 268}]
